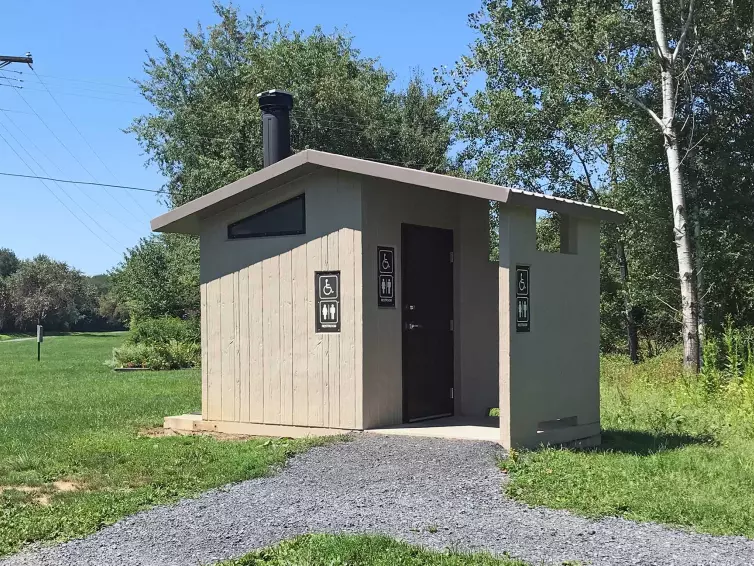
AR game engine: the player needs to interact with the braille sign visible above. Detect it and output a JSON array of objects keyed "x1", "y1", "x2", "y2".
[
  {"x1": 377, "y1": 246, "x2": 395, "y2": 308},
  {"x1": 516, "y1": 265, "x2": 530, "y2": 332},
  {"x1": 315, "y1": 271, "x2": 340, "y2": 332}
]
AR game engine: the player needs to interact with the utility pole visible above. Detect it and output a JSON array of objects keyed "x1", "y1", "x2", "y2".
[{"x1": 0, "y1": 53, "x2": 33, "y2": 69}]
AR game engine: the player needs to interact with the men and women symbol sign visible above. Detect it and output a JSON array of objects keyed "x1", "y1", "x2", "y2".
[
  {"x1": 377, "y1": 246, "x2": 395, "y2": 308},
  {"x1": 516, "y1": 265, "x2": 531, "y2": 333},
  {"x1": 315, "y1": 271, "x2": 340, "y2": 332}
]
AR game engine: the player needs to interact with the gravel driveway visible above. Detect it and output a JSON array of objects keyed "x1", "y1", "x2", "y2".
[{"x1": 3, "y1": 434, "x2": 753, "y2": 566}]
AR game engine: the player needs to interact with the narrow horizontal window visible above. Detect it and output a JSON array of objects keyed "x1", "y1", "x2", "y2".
[{"x1": 227, "y1": 194, "x2": 305, "y2": 239}]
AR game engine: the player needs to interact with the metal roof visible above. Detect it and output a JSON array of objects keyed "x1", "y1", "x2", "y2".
[{"x1": 151, "y1": 149, "x2": 625, "y2": 234}]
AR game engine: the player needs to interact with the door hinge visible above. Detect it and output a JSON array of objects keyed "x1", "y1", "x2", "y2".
[
  {"x1": 449, "y1": 251, "x2": 454, "y2": 263},
  {"x1": 450, "y1": 319, "x2": 454, "y2": 331},
  {"x1": 450, "y1": 387, "x2": 454, "y2": 399}
]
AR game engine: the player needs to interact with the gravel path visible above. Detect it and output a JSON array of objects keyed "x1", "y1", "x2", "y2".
[{"x1": 3, "y1": 434, "x2": 753, "y2": 566}]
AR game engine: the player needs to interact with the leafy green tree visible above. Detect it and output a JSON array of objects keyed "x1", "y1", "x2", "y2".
[
  {"x1": 122, "y1": 4, "x2": 452, "y2": 322},
  {"x1": 111, "y1": 234, "x2": 200, "y2": 322},
  {"x1": 453, "y1": 0, "x2": 754, "y2": 362},
  {"x1": 129, "y1": 3, "x2": 452, "y2": 208},
  {"x1": 0, "y1": 248, "x2": 19, "y2": 278},
  {"x1": 6, "y1": 255, "x2": 95, "y2": 329}
]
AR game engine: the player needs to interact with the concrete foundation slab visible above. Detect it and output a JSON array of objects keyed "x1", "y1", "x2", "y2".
[
  {"x1": 164, "y1": 414, "x2": 352, "y2": 439},
  {"x1": 367, "y1": 416, "x2": 500, "y2": 443}
]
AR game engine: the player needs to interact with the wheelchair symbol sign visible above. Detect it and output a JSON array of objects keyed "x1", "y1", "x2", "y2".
[
  {"x1": 515, "y1": 267, "x2": 529, "y2": 297},
  {"x1": 318, "y1": 274, "x2": 339, "y2": 300}
]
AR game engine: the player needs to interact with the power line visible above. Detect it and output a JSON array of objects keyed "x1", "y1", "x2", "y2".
[
  {"x1": 0, "y1": 105, "x2": 142, "y2": 237},
  {"x1": 0, "y1": 128, "x2": 121, "y2": 255},
  {"x1": 27, "y1": 72, "x2": 138, "y2": 92},
  {"x1": 0, "y1": 72, "x2": 147, "y2": 229},
  {"x1": 0, "y1": 171, "x2": 161, "y2": 193},
  {"x1": 32, "y1": 69, "x2": 152, "y2": 216},
  {"x1": 0, "y1": 117, "x2": 127, "y2": 246}
]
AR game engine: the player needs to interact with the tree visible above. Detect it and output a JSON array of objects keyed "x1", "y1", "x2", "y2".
[
  {"x1": 129, "y1": 3, "x2": 452, "y2": 208},
  {"x1": 6, "y1": 255, "x2": 95, "y2": 329},
  {"x1": 647, "y1": 0, "x2": 699, "y2": 371},
  {"x1": 111, "y1": 234, "x2": 200, "y2": 322},
  {"x1": 121, "y1": 4, "x2": 453, "y2": 322},
  {"x1": 453, "y1": 0, "x2": 754, "y2": 365},
  {"x1": 0, "y1": 248, "x2": 19, "y2": 278}
]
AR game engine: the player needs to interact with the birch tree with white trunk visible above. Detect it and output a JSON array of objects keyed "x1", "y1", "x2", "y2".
[{"x1": 645, "y1": 0, "x2": 700, "y2": 371}]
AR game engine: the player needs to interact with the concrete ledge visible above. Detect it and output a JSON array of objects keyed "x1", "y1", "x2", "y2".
[{"x1": 164, "y1": 414, "x2": 353, "y2": 438}]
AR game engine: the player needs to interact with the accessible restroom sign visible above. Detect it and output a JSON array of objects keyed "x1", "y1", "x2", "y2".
[
  {"x1": 515, "y1": 265, "x2": 530, "y2": 332},
  {"x1": 315, "y1": 271, "x2": 340, "y2": 332},
  {"x1": 377, "y1": 246, "x2": 395, "y2": 308}
]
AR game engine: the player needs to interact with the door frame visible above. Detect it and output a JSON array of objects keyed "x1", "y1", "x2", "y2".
[{"x1": 400, "y1": 222, "x2": 455, "y2": 423}]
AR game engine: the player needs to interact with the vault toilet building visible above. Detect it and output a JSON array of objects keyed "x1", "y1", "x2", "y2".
[{"x1": 154, "y1": 90, "x2": 625, "y2": 449}]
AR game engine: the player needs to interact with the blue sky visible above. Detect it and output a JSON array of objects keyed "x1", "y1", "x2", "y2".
[{"x1": 0, "y1": 0, "x2": 480, "y2": 275}]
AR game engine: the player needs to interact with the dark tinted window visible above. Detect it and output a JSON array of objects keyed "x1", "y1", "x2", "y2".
[{"x1": 227, "y1": 194, "x2": 305, "y2": 239}]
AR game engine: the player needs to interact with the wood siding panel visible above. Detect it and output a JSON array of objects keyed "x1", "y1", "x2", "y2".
[
  {"x1": 249, "y1": 263, "x2": 264, "y2": 422},
  {"x1": 263, "y1": 256, "x2": 281, "y2": 423},
  {"x1": 292, "y1": 244, "x2": 308, "y2": 425},
  {"x1": 353, "y1": 227, "x2": 363, "y2": 428},
  {"x1": 238, "y1": 268, "x2": 250, "y2": 422},
  {"x1": 220, "y1": 274, "x2": 236, "y2": 421},
  {"x1": 207, "y1": 278, "x2": 222, "y2": 420},
  {"x1": 199, "y1": 171, "x2": 363, "y2": 430},
  {"x1": 279, "y1": 251, "x2": 294, "y2": 425},
  {"x1": 200, "y1": 283, "x2": 208, "y2": 420},
  {"x1": 306, "y1": 239, "x2": 324, "y2": 427},
  {"x1": 339, "y1": 228, "x2": 356, "y2": 428},
  {"x1": 327, "y1": 232, "x2": 340, "y2": 428}
]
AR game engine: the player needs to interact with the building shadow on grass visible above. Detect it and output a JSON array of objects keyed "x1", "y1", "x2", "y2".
[{"x1": 588, "y1": 428, "x2": 716, "y2": 456}]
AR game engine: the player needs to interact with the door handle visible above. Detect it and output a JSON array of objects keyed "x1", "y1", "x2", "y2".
[{"x1": 406, "y1": 322, "x2": 423, "y2": 330}]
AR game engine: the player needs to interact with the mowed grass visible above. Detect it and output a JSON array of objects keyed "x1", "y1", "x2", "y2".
[
  {"x1": 501, "y1": 350, "x2": 754, "y2": 538},
  {"x1": 0, "y1": 333, "x2": 328, "y2": 556},
  {"x1": 217, "y1": 534, "x2": 528, "y2": 566}
]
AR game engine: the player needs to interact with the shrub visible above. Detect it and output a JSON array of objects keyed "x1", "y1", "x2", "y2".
[
  {"x1": 112, "y1": 339, "x2": 200, "y2": 370},
  {"x1": 127, "y1": 316, "x2": 200, "y2": 346}
]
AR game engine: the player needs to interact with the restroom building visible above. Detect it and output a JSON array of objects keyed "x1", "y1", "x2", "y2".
[{"x1": 154, "y1": 90, "x2": 625, "y2": 449}]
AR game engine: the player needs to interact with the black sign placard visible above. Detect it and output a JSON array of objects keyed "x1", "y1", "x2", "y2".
[
  {"x1": 315, "y1": 271, "x2": 340, "y2": 332},
  {"x1": 515, "y1": 265, "x2": 530, "y2": 332},
  {"x1": 377, "y1": 246, "x2": 395, "y2": 308}
]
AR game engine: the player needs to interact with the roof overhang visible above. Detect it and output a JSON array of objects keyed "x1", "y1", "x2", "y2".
[{"x1": 151, "y1": 149, "x2": 625, "y2": 234}]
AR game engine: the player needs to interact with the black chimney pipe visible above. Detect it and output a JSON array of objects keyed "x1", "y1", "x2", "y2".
[{"x1": 257, "y1": 89, "x2": 293, "y2": 167}]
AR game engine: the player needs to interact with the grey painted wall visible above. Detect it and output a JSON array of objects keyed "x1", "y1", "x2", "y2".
[
  {"x1": 361, "y1": 177, "x2": 499, "y2": 429},
  {"x1": 499, "y1": 206, "x2": 601, "y2": 448}
]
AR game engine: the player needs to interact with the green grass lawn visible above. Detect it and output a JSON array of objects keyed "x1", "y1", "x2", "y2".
[
  {"x1": 0, "y1": 332, "x2": 31, "y2": 341},
  {"x1": 217, "y1": 534, "x2": 527, "y2": 566},
  {"x1": 501, "y1": 350, "x2": 754, "y2": 538},
  {"x1": 0, "y1": 333, "x2": 328, "y2": 556}
]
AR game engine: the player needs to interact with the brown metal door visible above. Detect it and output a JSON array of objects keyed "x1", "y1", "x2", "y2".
[{"x1": 401, "y1": 224, "x2": 454, "y2": 422}]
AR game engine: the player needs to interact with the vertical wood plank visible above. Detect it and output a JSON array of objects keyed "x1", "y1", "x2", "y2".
[
  {"x1": 249, "y1": 263, "x2": 264, "y2": 422},
  {"x1": 238, "y1": 268, "x2": 250, "y2": 423},
  {"x1": 279, "y1": 251, "x2": 294, "y2": 425},
  {"x1": 221, "y1": 274, "x2": 236, "y2": 422},
  {"x1": 353, "y1": 227, "x2": 364, "y2": 429},
  {"x1": 208, "y1": 278, "x2": 222, "y2": 420},
  {"x1": 322, "y1": 237, "x2": 331, "y2": 427},
  {"x1": 327, "y1": 231, "x2": 341, "y2": 428},
  {"x1": 292, "y1": 244, "x2": 309, "y2": 425},
  {"x1": 200, "y1": 283, "x2": 208, "y2": 420},
  {"x1": 307, "y1": 239, "x2": 324, "y2": 426},
  {"x1": 234, "y1": 270, "x2": 241, "y2": 421},
  {"x1": 263, "y1": 257, "x2": 281, "y2": 423},
  {"x1": 338, "y1": 228, "x2": 356, "y2": 428}
]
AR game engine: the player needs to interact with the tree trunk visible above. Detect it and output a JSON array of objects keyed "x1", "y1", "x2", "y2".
[
  {"x1": 663, "y1": 123, "x2": 699, "y2": 371},
  {"x1": 652, "y1": 0, "x2": 700, "y2": 372}
]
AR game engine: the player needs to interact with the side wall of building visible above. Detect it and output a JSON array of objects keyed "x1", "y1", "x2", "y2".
[
  {"x1": 498, "y1": 207, "x2": 601, "y2": 448},
  {"x1": 199, "y1": 170, "x2": 364, "y2": 430},
  {"x1": 361, "y1": 178, "x2": 498, "y2": 429}
]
